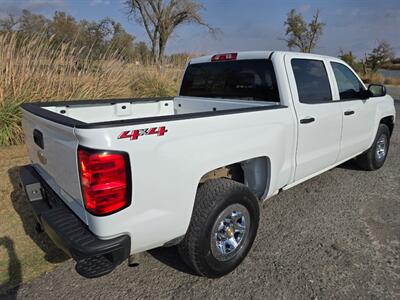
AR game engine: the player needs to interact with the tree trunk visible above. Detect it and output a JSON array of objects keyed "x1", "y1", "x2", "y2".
[
  {"x1": 158, "y1": 38, "x2": 166, "y2": 64},
  {"x1": 150, "y1": 38, "x2": 158, "y2": 64},
  {"x1": 363, "y1": 53, "x2": 368, "y2": 75}
]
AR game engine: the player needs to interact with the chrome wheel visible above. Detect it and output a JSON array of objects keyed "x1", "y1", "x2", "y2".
[
  {"x1": 210, "y1": 204, "x2": 250, "y2": 261},
  {"x1": 375, "y1": 134, "x2": 387, "y2": 161}
]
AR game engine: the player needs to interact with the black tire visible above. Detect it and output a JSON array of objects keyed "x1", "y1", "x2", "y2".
[
  {"x1": 356, "y1": 124, "x2": 390, "y2": 171},
  {"x1": 178, "y1": 178, "x2": 259, "y2": 278}
]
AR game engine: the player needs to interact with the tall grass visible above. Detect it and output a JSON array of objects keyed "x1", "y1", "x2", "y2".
[
  {"x1": 360, "y1": 71, "x2": 400, "y2": 85},
  {"x1": 0, "y1": 33, "x2": 182, "y2": 145}
]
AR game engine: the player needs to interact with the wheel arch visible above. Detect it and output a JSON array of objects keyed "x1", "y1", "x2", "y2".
[
  {"x1": 198, "y1": 156, "x2": 271, "y2": 200},
  {"x1": 380, "y1": 115, "x2": 394, "y2": 136}
]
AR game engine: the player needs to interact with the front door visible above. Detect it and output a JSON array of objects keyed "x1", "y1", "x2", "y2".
[{"x1": 329, "y1": 61, "x2": 377, "y2": 161}]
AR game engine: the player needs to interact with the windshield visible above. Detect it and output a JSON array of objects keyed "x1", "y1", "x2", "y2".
[{"x1": 180, "y1": 59, "x2": 280, "y2": 102}]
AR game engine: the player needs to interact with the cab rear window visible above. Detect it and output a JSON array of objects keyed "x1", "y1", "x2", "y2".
[{"x1": 180, "y1": 59, "x2": 280, "y2": 102}]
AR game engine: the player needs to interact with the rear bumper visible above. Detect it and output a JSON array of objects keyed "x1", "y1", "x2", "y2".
[{"x1": 19, "y1": 165, "x2": 131, "y2": 278}]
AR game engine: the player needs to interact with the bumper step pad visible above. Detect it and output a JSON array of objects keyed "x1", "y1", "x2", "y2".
[
  {"x1": 19, "y1": 165, "x2": 131, "y2": 278},
  {"x1": 76, "y1": 256, "x2": 116, "y2": 278}
]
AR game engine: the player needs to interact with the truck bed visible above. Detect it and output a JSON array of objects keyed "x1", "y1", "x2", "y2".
[
  {"x1": 21, "y1": 95, "x2": 287, "y2": 226},
  {"x1": 21, "y1": 96, "x2": 281, "y2": 128}
]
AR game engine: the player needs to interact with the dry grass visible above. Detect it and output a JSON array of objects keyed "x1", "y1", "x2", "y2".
[
  {"x1": 0, "y1": 33, "x2": 182, "y2": 146},
  {"x1": 0, "y1": 34, "x2": 182, "y2": 292},
  {"x1": 130, "y1": 66, "x2": 181, "y2": 97},
  {"x1": 360, "y1": 72, "x2": 400, "y2": 85},
  {"x1": 383, "y1": 77, "x2": 400, "y2": 85},
  {"x1": 0, "y1": 33, "x2": 182, "y2": 293},
  {"x1": 0, "y1": 146, "x2": 69, "y2": 295}
]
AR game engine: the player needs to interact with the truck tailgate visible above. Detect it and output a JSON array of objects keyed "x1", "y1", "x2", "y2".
[{"x1": 22, "y1": 109, "x2": 87, "y2": 223}]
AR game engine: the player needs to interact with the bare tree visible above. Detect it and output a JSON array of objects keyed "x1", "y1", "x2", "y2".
[
  {"x1": 124, "y1": 0, "x2": 216, "y2": 63},
  {"x1": 283, "y1": 9, "x2": 325, "y2": 53}
]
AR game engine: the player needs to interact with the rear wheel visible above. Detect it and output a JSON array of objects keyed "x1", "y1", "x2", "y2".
[
  {"x1": 356, "y1": 124, "x2": 390, "y2": 170},
  {"x1": 178, "y1": 178, "x2": 259, "y2": 278}
]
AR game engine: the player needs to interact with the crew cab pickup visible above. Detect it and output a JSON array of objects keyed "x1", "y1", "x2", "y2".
[{"x1": 20, "y1": 51, "x2": 395, "y2": 278}]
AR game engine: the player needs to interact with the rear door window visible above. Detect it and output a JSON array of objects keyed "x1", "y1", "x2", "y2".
[
  {"x1": 291, "y1": 59, "x2": 332, "y2": 104},
  {"x1": 180, "y1": 59, "x2": 280, "y2": 102}
]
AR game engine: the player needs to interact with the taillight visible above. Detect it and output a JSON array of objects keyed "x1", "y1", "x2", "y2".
[
  {"x1": 211, "y1": 52, "x2": 237, "y2": 62},
  {"x1": 78, "y1": 147, "x2": 131, "y2": 216}
]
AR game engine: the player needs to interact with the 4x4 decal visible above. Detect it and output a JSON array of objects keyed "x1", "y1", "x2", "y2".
[{"x1": 118, "y1": 126, "x2": 168, "y2": 140}]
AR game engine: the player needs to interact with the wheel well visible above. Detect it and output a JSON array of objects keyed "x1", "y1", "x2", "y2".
[
  {"x1": 199, "y1": 157, "x2": 270, "y2": 199},
  {"x1": 380, "y1": 116, "x2": 394, "y2": 136}
]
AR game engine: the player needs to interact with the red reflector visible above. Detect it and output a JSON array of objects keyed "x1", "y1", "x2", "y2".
[
  {"x1": 78, "y1": 147, "x2": 130, "y2": 216},
  {"x1": 211, "y1": 52, "x2": 237, "y2": 62}
]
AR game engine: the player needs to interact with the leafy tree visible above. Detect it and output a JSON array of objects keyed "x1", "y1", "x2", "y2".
[
  {"x1": 124, "y1": 0, "x2": 216, "y2": 63},
  {"x1": 0, "y1": 13, "x2": 19, "y2": 33},
  {"x1": 19, "y1": 9, "x2": 50, "y2": 36},
  {"x1": 367, "y1": 41, "x2": 394, "y2": 71},
  {"x1": 49, "y1": 11, "x2": 79, "y2": 44},
  {"x1": 338, "y1": 49, "x2": 364, "y2": 73},
  {"x1": 77, "y1": 19, "x2": 112, "y2": 58},
  {"x1": 77, "y1": 18, "x2": 135, "y2": 59},
  {"x1": 134, "y1": 41, "x2": 151, "y2": 63},
  {"x1": 109, "y1": 21, "x2": 136, "y2": 59},
  {"x1": 283, "y1": 9, "x2": 325, "y2": 53},
  {"x1": 0, "y1": 9, "x2": 137, "y2": 61},
  {"x1": 339, "y1": 50, "x2": 357, "y2": 67}
]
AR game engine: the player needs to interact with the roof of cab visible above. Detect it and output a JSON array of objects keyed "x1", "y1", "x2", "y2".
[
  {"x1": 189, "y1": 51, "x2": 273, "y2": 64},
  {"x1": 189, "y1": 50, "x2": 337, "y2": 64}
]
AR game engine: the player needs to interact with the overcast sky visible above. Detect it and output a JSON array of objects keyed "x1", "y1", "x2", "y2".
[{"x1": 1, "y1": 0, "x2": 399, "y2": 58}]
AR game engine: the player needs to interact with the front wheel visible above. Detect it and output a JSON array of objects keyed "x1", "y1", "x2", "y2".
[
  {"x1": 178, "y1": 178, "x2": 259, "y2": 278},
  {"x1": 356, "y1": 124, "x2": 390, "y2": 170}
]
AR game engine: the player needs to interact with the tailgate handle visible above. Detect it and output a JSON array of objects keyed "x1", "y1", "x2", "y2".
[{"x1": 33, "y1": 129, "x2": 44, "y2": 149}]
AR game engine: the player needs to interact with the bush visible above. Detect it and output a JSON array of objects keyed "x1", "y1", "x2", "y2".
[{"x1": 0, "y1": 100, "x2": 23, "y2": 145}]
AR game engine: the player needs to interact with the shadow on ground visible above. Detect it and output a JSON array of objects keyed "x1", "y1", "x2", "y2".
[
  {"x1": 8, "y1": 166, "x2": 68, "y2": 264},
  {"x1": 0, "y1": 237, "x2": 21, "y2": 300},
  {"x1": 337, "y1": 159, "x2": 363, "y2": 171},
  {"x1": 1, "y1": 166, "x2": 69, "y2": 296},
  {"x1": 148, "y1": 246, "x2": 198, "y2": 276}
]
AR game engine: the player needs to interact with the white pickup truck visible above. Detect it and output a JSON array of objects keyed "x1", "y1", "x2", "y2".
[{"x1": 20, "y1": 51, "x2": 395, "y2": 278}]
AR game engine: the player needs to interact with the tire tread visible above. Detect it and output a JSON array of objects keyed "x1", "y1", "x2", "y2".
[
  {"x1": 357, "y1": 124, "x2": 390, "y2": 171},
  {"x1": 178, "y1": 178, "x2": 258, "y2": 277}
]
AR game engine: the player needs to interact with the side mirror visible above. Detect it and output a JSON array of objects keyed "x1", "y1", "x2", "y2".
[
  {"x1": 360, "y1": 89, "x2": 372, "y2": 100},
  {"x1": 368, "y1": 84, "x2": 386, "y2": 98}
]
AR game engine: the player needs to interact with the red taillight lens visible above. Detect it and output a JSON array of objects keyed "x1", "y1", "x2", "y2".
[
  {"x1": 211, "y1": 52, "x2": 237, "y2": 62},
  {"x1": 78, "y1": 147, "x2": 131, "y2": 216}
]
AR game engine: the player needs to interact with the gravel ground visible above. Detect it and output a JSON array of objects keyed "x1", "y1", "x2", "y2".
[
  {"x1": 387, "y1": 86, "x2": 400, "y2": 100},
  {"x1": 3, "y1": 103, "x2": 400, "y2": 300}
]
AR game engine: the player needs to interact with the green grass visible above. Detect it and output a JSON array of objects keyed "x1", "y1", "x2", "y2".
[{"x1": 0, "y1": 101, "x2": 23, "y2": 146}]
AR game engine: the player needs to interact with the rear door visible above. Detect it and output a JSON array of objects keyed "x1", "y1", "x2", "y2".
[
  {"x1": 329, "y1": 61, "x2": 377, "y2": 160},
  {"x1": 285, "y1": 54, "x2": 342, "y2": 181},
  {"x1": 22, "y1": 110, "x2": 87, "y2": 223}
]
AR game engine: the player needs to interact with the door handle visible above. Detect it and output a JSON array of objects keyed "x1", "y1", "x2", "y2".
[
  {"x1": 344, "y1": 110, "x2": 355, "y2": 116},
  {"x1": 300, "y1": 117, "x2": 315, "y2": 124}
]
